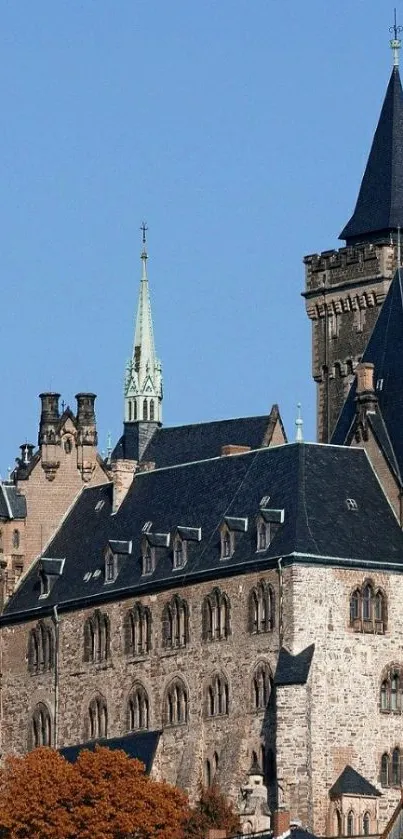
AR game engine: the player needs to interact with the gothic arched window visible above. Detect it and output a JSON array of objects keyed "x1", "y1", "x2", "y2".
[
  {"x1": 164, "y1": 678, "x2": 188, "y2": 726},
  {"x1": 124, "y1": 602, "x2": 151, "y2": 656},
  {"x1": 205, "y1": 673, "x2": 229, "y2": 717},
  {"x1": 128, "y1": 684, "x2": 149, "y2": 731},
  {"x1": 362, "y1": 583, "x2": 373, "y2": 621},
  {"x1": 202, "y1": 588, "x2": 231, "y2": 642},
  {"x1": 128, "y1": 401, "x2": 132, "y2": 421},
  {"x1": 349, "y1": 582, "x2": 387, "y2": 633},
  {"x1": 150, "y1": 400, "x2": 155, "y2": 421},
  {"x1": 381, "y1": 752, "x2": 390, "y2": 786},
  {"x1": 252, "y1": 662, "x2": 272, "y2": 710},
  {"x1": 392, "y1": 747, "x2": 401, "y2": 786},
  {"x1": 84, "y1": 610, "x2": 110, "y2": 663},
  {"x1": 363, "y1": 813, "x2": 370, "y2": 836},
  {"x1": 380, "y1": 668, "x2": 403, "y2": 713},
  {"x1": 12, "y1": 529, "x2": 20, "y2": 549},
  {"x1": 88, "y1": 695, "x2": 108, "y2": 740},
  {"x1": 31, "y1": 703, "x2": 52, "y2": 749},
  {"x1": 27, "y1": 621, "x2": 54, "y2": 673},
  {"x1": 162, "y1": 595, "x2": 189, "y2": 649},
  {"x1": 249, "y1": 581, "x2": 275, "y2": 634},
  {"x1": 347, "y1": 811, "x2": 354, "y2": 837},
  {"x1": 143, "y1": 399, "x2": 148, "y2": 420}
]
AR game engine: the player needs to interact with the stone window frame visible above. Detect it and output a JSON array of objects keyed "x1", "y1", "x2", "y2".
[
  {"x1": 83, "y1": 609, "x2": 111, "y2": 664},
  {"x1": 202, "y1": 587, "x2": 231, "y2": 642},
  {"x1": 380, "y1": 747, "x2": 402, "y2": 787},
  {"x1": 30, "y1": 702, "x2": 52, "y2": 750},
  {"x1": 127, "y1": 682, "x2": 149, "y2": 732},
  {"x1": 161, "y1": 594, "x2": 189, "y2": 650},
  {"x1": 123, "y1": 602, "x2": 152, "y2": 657},
  {"x1": 12, "y1": 528, "x2": 20, "y2": 550},
  {"x1": 248, "y1": 580, "x2": 275, "y2": 635},
  {"x1": 204, "y1": 672, "x2": 229, "y2": 718},
  {"x1": 87, "y1": 694, "x2": 108, "y2": 740},
  {"x1": 204, "y1": 751, "x2": 219, "y2": 787},
  {"x1": 346, "y1": 810, "x2": 355, "y2": 837},
  {"x1": 142, "y1": 541, "x2": 155, "y2": 576},
  {"x1": 252, "y1": 661, "x2": 272, "y2": 712},
  {"x1": 349, "y1": 579, "x2": 387, "y2": 634},
  {"x1": 363, "y1": 812, "x2": 371, "y2": 836},
  {"x1": 27, "y1": 620, "x2": 55, "y2": 674},
  {"x1": 380, "y1": 664, "x2": 403, "y2": 713},
  {"x1": 163, "y1": 676, "x2": 189, "y2": 727},
  {"x1": 220, "y1": 523, "x2": 234, "y2": 560},
  {"x1": 172, "y1": 534, "x2": 187, "y2": 570}
]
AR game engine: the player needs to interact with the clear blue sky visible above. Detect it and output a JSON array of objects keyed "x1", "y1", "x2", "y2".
[{"x1": 0, "y1": 0, "x2": 396, "y2": 471}]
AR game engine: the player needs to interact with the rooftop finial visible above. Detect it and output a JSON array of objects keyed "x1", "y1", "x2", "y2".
[
  {"x1": 295, "y1": 403, "x2": 304, "y2": 443},
  {"x1": 140, "y1": 221, "x2": 148, "y2": 278},
  {"x1": 390, "y1": 8, "x2": 402, "y2": 67}
]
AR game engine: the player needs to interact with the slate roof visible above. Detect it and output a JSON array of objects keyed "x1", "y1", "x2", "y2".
[
  {"x1": 3, "y1": 442, "x2": 403, "y2": 623},
  {"x1": 340, "y1": 67, "x2": 403, "y2": 244},
  {"x1": 329, "y1": 765, "x2": 381, "y2": 798},
  {"x1": 332, "y1": 269, "x2": 403, "y2": 480},
  {"x1": 112, "y1": 405, "x2": 285, "y2": 468},
  {"x1": 60, "y1": 729, "x2": 160, "y2": 774},
  {"x1": 0, "y1": 483, "x2": 27, "y2": 520},
  {"x1": 274, "y1": 644, "x2": 315, "y2": 686}
]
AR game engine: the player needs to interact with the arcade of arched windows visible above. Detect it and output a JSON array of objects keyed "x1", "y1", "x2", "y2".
[
  {"x1": 205, "y1": 673, "x2": 229, "y2": 718},
  {"x1": 248, "y1": 581, "x2": 275, "y2": 634},
  {"x1": 202, "y1": 588, "x2": 231, "y2": 642},
  {"x1": 128, "y1": 683, "x2": 149, "y2": 731},
  {"x1": 252, "y1": 662, "x2": 272, "y2": 711},
  {"x1": 87, "y1": 694, "x2": 108, "y2": 740},
  {"x1": 349, "y1": 581, "x2": 387, "y2": 634},
  {"x1": 162, "y1": 594, "x2": 189, "y2": 649},
  {"x1": 123, "y1": 602, "x2": 151, "y2": 656},
  {"x1": 27, "y1": 620, "x2": 55, "y2": 673},
  {"x1": 164, "y1": 677, "x2": 189, "y2": 727},
  {"x1": 30, "y1": 702, "x2": 52, "y2": 750},
  {"x1": 84, "y1": 609, "x2": 111, "y2": 663},
  {"x1": 380, "y1": 666, "x2": 403, "y2": 713}
]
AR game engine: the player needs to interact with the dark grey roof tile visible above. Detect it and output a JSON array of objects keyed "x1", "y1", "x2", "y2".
[{"x1": 329, "y1": 765, "x2": 381, "y2": 798}]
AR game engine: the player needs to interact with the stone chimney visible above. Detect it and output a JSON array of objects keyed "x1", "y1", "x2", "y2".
[
  {"x1": 19, "y1": 443, "x2": 35, "y2": 466},
  {"x1": 38, "y1": 393, "x2": 60, "y2": 446},
  {"x1": 354, "y1": 362, "x2": 378, "y2": 442},
  {"x1": 221, "y1": 444, "x2": 251, "y2": 456},
  {"x1": 272, "y1": 809, "x2": 290, "y2": 838},
  {"x1": 75, "y1": 393, "x2": 98, "y2": 446},
  {"x1": 111, "y1": 460, "x2": 137, "y2": 513}
]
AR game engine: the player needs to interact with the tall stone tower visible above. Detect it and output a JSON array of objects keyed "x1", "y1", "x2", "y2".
[
  {"x1": 124, "y1": 224, "x2": 163, "y2": 426},
  {"x1": 303, "y1": 34, "x2": 403, "y2": 442}
]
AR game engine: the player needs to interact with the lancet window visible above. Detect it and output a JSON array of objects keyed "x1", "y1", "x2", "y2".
[
  {"x1": 380, "y1": 667, "x2": 403, "y2": 713},
  {"x1": 164, "y1": 678, "x2": 188, "y2": 726},
  {"x1": 31, "y1": 703, "x2": 52, "y2": 749},
  {"x1": 202, "y1": 588, "x2": 231, "y2": 642},
  {"x1": 124, "y1": 602, "x2": 151, "y2": 656},
  {"x1": 162, "y1": 595, "x2": 189, "y2": 649},
  {"x1": 27, "y1": 620, "x2": 55, "y2": 673},
  {"x1": 249, "y1": 581, "x2": 275, "y2": 634},
  {"x1": 128, "y1": 684, "x2": 149, "y2": 731},
  {"x1": 205, "y1": 673, "x2": 229, "y2": 717},
  {"x1": 88, "y1": 695, "x2": 108, "y2": 740},
  {"x1": 252, "y1": 662, "x2": 272, "y2": 710},
  {"x1": 83, "y1": 609, "x2": 110, "y2": 663}
]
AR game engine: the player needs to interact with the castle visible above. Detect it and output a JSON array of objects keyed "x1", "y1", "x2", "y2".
[{"x1": 2, "y1": 27, "x2": 403, "y2": 839}]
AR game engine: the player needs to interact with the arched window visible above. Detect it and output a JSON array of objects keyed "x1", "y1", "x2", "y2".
[
  {"x1": 27, "y1": 621, "x2": 54, "y2": 673},
  {"x1": 205, "y1": 673, "x2": 229, "y2": 717},
  {"x1": 252, "y1": 662, "x2": 272, "y2": 710},
  {"x1": 375, "y1": 590, "x2": 385, "y2": 622},
  {"x1": 363, "y1": 813, "x2": 370, "y2": 836},
  {"x1": 381, "y1": 752, "x2": 390, "y2": 786},
  {"x1": 173, "y1": 537, "x2": 185, "y2": 569},
  {"x1": 164, "y1": 678, "x2": 188, "y2": 726},
  {"x1": 391, "y1": 673, "x2": 399, "y2": 711},
  {"x1": 12, "y1": 529, "x2": 20, "y2": 549},
  {"x1": 392, "y1": 747, "x2": 400, "y2": 786},
  {"x1": 380, "y1": 668, "x2": 403, "y2": 713},
  {"x1": 202, "y1": 588, "x2": 231, "y2": 642},
  {"x1": 258, "y1": 522, "x2": 267, "y2": 551},
  {"x1": 150, "y1": 400, "x2": 155, "y2": 421},
  {"x1": 105, "y1": 553, "x2": 115, "y2": 582},
  {"x1": 31, "y1": 703, "x2": 52, "y2": 749},
  {"x1": 128, "y1": 684, "x2": 149, "y2": 731},
  {"x1": 350, "y1": 589, "x2": 360, "y2": 623},
  {"x1": 249, "y1": 581, "x2": 275, "y2": 634},
  {"x1": 64, "y1": 438, "x2": 72, "y2": 454},
  {"x1": 335, "y1": 811, "x2": 342, "y2": 837},
  {"x1": 362, "y1": 583, "x2": 373, "y2": 621},
  {"x1": 347, "y1": 811, "x2": 354, "y2": 837},
  {"x1": 83, "y1": 610, "x2": 110, "y2": 663},
  {"x1": 162, "y1": 595, "x2": 189, "y2": 649},
  {"x1": 124, "y1": 603, "x2": 151, "y2": 656},
  {"x1": 88, "y1": 695, "x2": 108, "y2": 740},
  {"x1": 143, "y1": 399, "x2": 148, "y2": 421},
  {"x1": 128, "y1": 401, "x2": 132, "y2": 421},
  {"x1": 380, "y1": 680, "x2": 388, "y2": 710},
  {"x1": 0, "y1": 530, "x2": 3, "y2": 553},
  {"x1": 222, "y1": 529, "x2": 231, "y2": 559}
]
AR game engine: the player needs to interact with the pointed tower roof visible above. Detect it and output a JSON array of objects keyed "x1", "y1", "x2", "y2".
[
  {"x1": 332, "y1": 268, "x2": 403, "y2": 479},
  {"x1": 133, "y1": 241, "x2": 157, "y2": 374},
  {"x1": 340, "y1": 66, "x2": 403, "y2": 245}
]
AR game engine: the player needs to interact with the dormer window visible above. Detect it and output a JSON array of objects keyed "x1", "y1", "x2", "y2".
[
  {"x1": 172, "y1": 526, "x2": 201, "y2": 570},
  {"x1": 257, "y1": 508, "x2": 285, "y2": 552},
  {"x1": 220, "y1": 517, "x2": 248, "y2": 560},
  {"x1": 104, "y1": 541, "x2": 132, "y2": 585},
  {"x1": 141, "y1": 531, "x2": 169, "y2": 576},
  {"x1": 38, "y1": 558, "x2": 65, "y2": 600}
]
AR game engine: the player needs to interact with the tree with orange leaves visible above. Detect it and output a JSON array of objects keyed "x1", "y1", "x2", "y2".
[
  {"x1": 0, "y1": 746, "x2": 189, "y2": 839},
  {"x1": 185, "y1": 782, "x2": 241, "y2": 838}
]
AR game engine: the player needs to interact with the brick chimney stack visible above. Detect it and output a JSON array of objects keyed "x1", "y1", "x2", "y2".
[
  {"x1": 356, "y1": 362, "x2": 376, "y2": 396},
  {"x1": 272, "y1": 809, "x2": 290, "y2": 838}
]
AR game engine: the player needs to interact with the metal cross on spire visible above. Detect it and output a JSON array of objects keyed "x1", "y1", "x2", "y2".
[
  {"x1": 140, "y1": 221, "x2": 148, "y2": 270},
  {"x1": 390, "y1": 8, "x2": 402, "y2": 67}
]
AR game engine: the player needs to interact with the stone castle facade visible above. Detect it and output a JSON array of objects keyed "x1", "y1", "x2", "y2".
[{"x1": 3, "y1": 32, "x2": 403, "y2": 839}]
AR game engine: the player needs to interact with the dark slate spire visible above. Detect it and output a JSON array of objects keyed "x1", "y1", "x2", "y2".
[{"x1": 340, "y1": 67, "x2": 403, "y2": 245}]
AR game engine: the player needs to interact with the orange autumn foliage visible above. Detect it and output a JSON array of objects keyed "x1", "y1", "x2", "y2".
[
  {"x1": 185, "y1": 783, "x2": 241, "y2": 838},
  {"x1": 0, "y1": 746, "x2": 189, "y2": 839}
]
